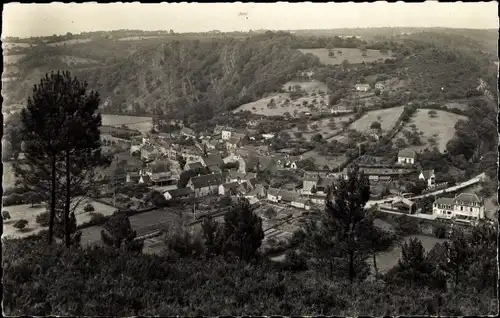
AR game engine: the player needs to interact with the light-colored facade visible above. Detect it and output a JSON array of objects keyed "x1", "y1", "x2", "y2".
[
  {"x1": 419, "y1": 169, "x2": 436, "y2": 187},
  {"x1": 397, "y1": 149, "x2": 416, "y2": 165},
  {"x1": 432, "y1": 193, "x2": 485, "y2": 221}
]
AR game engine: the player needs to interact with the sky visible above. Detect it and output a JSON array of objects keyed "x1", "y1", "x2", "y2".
[{"x1": 2, "y1": 2, "x2": 499, "y2": 38}]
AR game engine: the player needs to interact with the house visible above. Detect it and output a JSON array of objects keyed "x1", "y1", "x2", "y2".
[
  {"x1": 219, "y1": 182, "x2": 240, "y2": 196},
  {"x1": 138, "y1": 174, "x2": 153, "y2": 186},
  {"x1": 302, "y1": 172, "x2": 321, "y2": 195},
  {"x1": 391, "y1": 198, "x2": 417, "y2": 214},
  {"x1": 277, "y1": 157, "x2": 298, "y2": 170},
  {"x1": 141, "y1": 145, "x2": 160, "y2": 161},
  {"x1": 397, "y1": 149, "x2": 417, "y2": 165},
  {"x1": 432, "y1": 193, "x2": 485, "y2": 221},
  {"x1": 126, "y1": 171, "x2": 140, "y2": 183},
  {"x1": 201, "y1": 153, "x2": 224, "y2": 168},
  {"x1": 291, "y1": 197, "x2": 310, "y2": 210},
  {"x1": 164, "y1": 187, "x2": 193, "y2": 201},
  {"x1": 130, "y1": 139, "x2": 142, "y2": 155},
  {"x1": 208, "y1": 165, "x2": 222, "y2": 175},
  {"x1": 221, "y1": 127, "x2": 234, "y2": 140},
  {"x1": 280, "y1": 190, "x2": 299, "y2": 204},
  {"x1": 419, "y1": 169, "x2": 436, "y2": 188},
  {"x1": 227, "y1": 170, "x2": 247, "y2": 183},
  {"x1": 246, "y1": 183, "x2": 267, "y2": 199},
  {"x1": 180, "y1": 127, "x2": 196, "y2": 139},
  {"x1": 184, "y1": 162, "x2": 204, "y2": 172},
  {"x1": 188, "y1": 173, "x2": 224, "y2": 197},
  {"x1": 267, "y1": 188, "x2": 282, "y2": 202},
  {"x1": 238, "y1": 156, "x2": 260, "y2": 173},
  {"x1": 247, "y1": 120, "x2": 259, "y2": 128},
  {"x1": 375, "y1": 82, "x2": 385, "y2": 90},
  {"x1": 261, "y1": 133, "x2": 275, "y2": 140},
  {"x1": 226, "y1": 137, "x2": 243, "y2": 152},
  {"x1": 355, "y1": 84, "x2": 371, "y2": 92}
]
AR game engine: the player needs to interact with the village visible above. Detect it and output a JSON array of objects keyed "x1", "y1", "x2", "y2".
[{"x1": 91, "y1": 87, "x2": 491, "y2": 253}]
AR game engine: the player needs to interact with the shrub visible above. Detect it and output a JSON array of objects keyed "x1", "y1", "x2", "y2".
[
  {"x1": 36, "y1": 211, "x2": 51, "y2": 227},
  {"x1": 282, "y1": 250, "x2": 308, "y2": 271},
  {"x1": 2, "y1": 210, "x2": 11, "y2": 220},
  {"x1": 2, "y1": 193, "x2": 26, "y2": 206},
  {"x1": 84, "y1": 203, "x2": 95, "y2": 212},
  {"x1": 433, "y1": 224, "x2": 447, "y2": 239},
  {"x1": 13, "y1": 219, "x2": 28, "y2": 231}
]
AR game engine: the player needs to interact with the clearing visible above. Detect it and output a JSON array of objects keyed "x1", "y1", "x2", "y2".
[
  {"x1": 301, "y1": 150, "x2": 348, "y2": 170},
  {"x1": 233, "y1": 80, "x2": 330, "y2": 116},
  {"x1": 101, "y1": 114, "x2": 153, "y2": 134},
  {"x1": 2, "y1": 197, "x2": 116, "y2": 239},
  {"x1": 298, "y1": 48, "x2": 394, "y2": 65},
  {"x1": 349, "y1": 106, "x2": 404, "y2": 133},
  {"x1": 394, "y1": 109, "x2": 467, "y2": 153}
]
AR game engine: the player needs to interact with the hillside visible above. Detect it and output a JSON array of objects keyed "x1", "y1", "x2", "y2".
[{"x1": 2, "y1": 35, "x2": 320, "y2": 120}]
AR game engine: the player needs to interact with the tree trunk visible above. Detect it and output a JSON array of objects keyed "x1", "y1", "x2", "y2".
[
  {"x1": 329, "y1": 257, "x2": 334, "y2": 280},
  {"x1": 372, "y1": 252, "x2": 379, "y2": 278},
  {"x1": 48, "y1": 154, "x2": 57, "y2": 245},
  {"x1": 455, "y1": 267, "x2": 459, "y2": 287},
  {"x1": 64, "y1": 150, "x2": 71, "y2": 248},
  {"x1": 349, "y1": 250, "x2": 354, "y2": 284}
]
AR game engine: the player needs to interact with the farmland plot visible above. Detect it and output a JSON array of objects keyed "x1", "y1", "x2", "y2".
[
  {"x1": 348, "y1": 106, "x2": 405, "y2": 133},
  {"x1": 298, "y1": 48, "x2": 394, "y2": 65},
  {"x1": 288, "y1": 115, "x2": 354, "y2": 141}
]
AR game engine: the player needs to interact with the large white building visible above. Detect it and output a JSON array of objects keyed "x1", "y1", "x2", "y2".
[{"x1": 432, "y1": 193, "x2": 485, "y2": 221}]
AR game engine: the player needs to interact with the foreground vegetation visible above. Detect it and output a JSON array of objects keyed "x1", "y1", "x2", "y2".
[{"x1": 3, "y1": 168, "x2": 497, "y2": 316}]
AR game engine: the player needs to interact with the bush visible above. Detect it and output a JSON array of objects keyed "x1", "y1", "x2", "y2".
[
  {"x1": 13, "y1": 219, "x2": 28, "y2": 231},
  {"x1": 433, "y1": 224, "x2": 447, "y2": 239},
  {"x1": 36, "y1": 211, "x2": 51, "y2": 227},
  {"x1": 282, "y1": 250, "x2": 308, "y2": 271},
  {"x1": 84, "y1": 203, "x2": 95, "y2": 212}
]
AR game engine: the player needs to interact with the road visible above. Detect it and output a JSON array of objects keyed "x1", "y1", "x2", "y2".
[{"x1": 364, "y1": 173, "x2": 486, "y2": 208}]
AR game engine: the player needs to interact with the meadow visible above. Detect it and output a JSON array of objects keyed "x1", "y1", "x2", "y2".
[
  {"x1": 101, "y1": 114, "x2": 153, "y2": 133},
  {"x1": 233, "y1": 80, "x2": 330, "y2": 116},
  {"x1": 298, "y1": 48, "x2": 394, "y2": 65},
  {"x1": 287, "y1": 115, "x2": 354, "y2": 141},
  {"x1": 3, "y1": 54, "x2": 26, "y2": 64},
  {"x1": 394, "y1": 109, "x2": 467, "y2": 153},
  {"x1": 348, "y1": 106, "x2": 405, "y2": 133}
]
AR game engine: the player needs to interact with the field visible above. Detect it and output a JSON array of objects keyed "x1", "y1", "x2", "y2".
[
  {"x1": 46, "y1": 38, "x2": 92, "y2": 46},
  {"x1": 444, "y1": 100, "x2": 469, "y2": 111},
  {"x1": 394, "y1": 109, "x2": 467, "y2": 153},
  {"x1": 349, "y1": 106, "x2": 405, "y2": 133},
  {"x1": 298, "y1": 48, "x2": 394, "y2": 65},
  {"x1": 2, "y1": 197, "x2": 116, "y2": 239},
  {"x1": 101, "y1": 114, "x2": 153, "y2": 133},
  {"x1": 301, "y1": 150, "x2": 348, "y2": 170},
  {"x1": 2, "y1": 162, "x2": 15, "y2": 189},
  {"x1": 118, "y1": 36, "x2": 164, "y2": 41},
  {"x1": 3, "y1": 54, "x2": 26, "y2": 64},
  {"x1": 233, "y1": 80, "x2": 330, "y2": 116},
  {"x1": 286, "y1": 115, "x2": 354, "y2": 141}
]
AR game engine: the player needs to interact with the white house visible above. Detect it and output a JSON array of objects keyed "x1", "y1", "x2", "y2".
[
  {"x1": 262, "y1": 133, "x2": 276, "y2": 140},
  {"x1": 432, "y1": 193, "x2": 485, "y2": 221},
  {"x1": 397, "y1": 149, "x2": 417, "y2": 165},
  {"x1": 267, "y1": 188, "x2": 282, "y2": 202},
  {"x1": 419, "y1": 169, "x2": 436, "y2": 187},
  {"x1": 355, "y1": 84, "x2": 370, "y2": 92},
  {"x1": 218, "y1": 182, "x2": 239, "y2": 196}
]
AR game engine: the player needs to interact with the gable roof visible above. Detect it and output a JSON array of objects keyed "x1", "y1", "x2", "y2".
[
  {"x1": 398, "y1": 148, "x2": 417, "y2": 159},
  {"x1": 181, "y1": 127, "x2": 195, "y2": 136},
  {"x1": 435, "y1": 197, "x2": 455, "y2": 206},
  {"x1": 166, "y1": 187, "x2": 193, "y2": 198},
  {"x1": 189, "y1": 173, "x2": 224, "y2": 189},
  {"x1": 455, "y1": 193, "x2": 482, "y2": 204},
  {"x1": 186, "y1": 162, "x2": 203, "y2": 170},
  {"x1": 209, "y1": 165, "x2": 222, "y2": 174},
  {"x1": 268, "y1": 188, "x2": 280, "y2": 197},
  {"x1": 202, "y1": 153, "x2": 223, "y2": 167},
  {"x1": 221, "y1": 181, "x2": 239, "y2": 191},
  {"x1": 420, "y1": 169, "x2": 435, "y2": 180},
  {"x1": 140, "y1": 175, "x2": 152, "y2": 183},
  {"x1": 227, "y1": 137, "x2": 242, "y2": 145},
  {"x1": 280, "y1": 190, "x2": 299, "y2": 202},
  {"x1": 228, "y1": 170, "x2": 246, "y2": 180}
]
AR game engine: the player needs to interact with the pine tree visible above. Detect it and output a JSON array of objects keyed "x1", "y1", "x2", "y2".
[
  {"x1": 222, "y1": 197, "x2": 264, "y2": 262},
  {"x1": 306, "y1": 166, "x2": 373, "y2": 282},
  {"x1": 14, "y1": 72, "x2": 70, "y2": 244},
  {"x1": 443, "y1": 228, "x2": 472, "y2": 287},
  {"x1": 202, "y1": 216, "x2": 224, "y2": 257}
]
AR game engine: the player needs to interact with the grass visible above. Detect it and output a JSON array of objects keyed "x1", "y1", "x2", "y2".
[
  {"x1": 3, "y1": 54, "x2": 26, "y2": 64},
  {"x1": 395, "y1": 109, "x2": 467, "y2": 153},
  {"x1": 101, "y1": 114, "x2": 153, "y2": 134},
  {"x1": 301, "y1": 150, "x2": 348, "y2": 170},
  {"x1": 1, "y1": 197, "x2": 116, "y2": 240},
  {"x1": 349, "y1": 106, "x2": 405, "y2": 133},
  {"x1": 298, "y1": 48, "x2": 394, "y2": 65},
  {"x1": 286, "y1": 115, "x2": 354, "y2": 141},
  {"x1": 46, "y1": 38, "x2": 92, "y2": 46}
]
